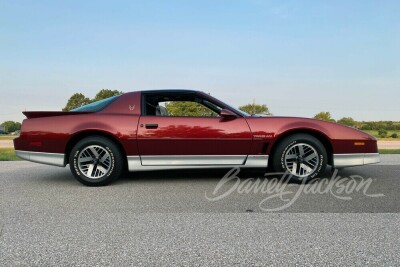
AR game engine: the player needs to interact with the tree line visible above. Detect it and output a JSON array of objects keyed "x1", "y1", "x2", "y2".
[
  {"x1": 313, "y1": 111, "x2": 400, "y2": 130},
  {"x1": 63, "y1": 89, "x2": 273, "y2": 115},
  {"x1": 313, "y1": 112, "x2": 399, "y2": 138},
  {"x1": 62, "y1": 91, "x2": 399, "y2": 138},
  {"x1": 63, "y1": 89, "x2": 123, "y2": 111},
  {"x1": 0, "y1": 121, "x2": 21, "y2": 133},
  {"x1": 1, "y1": 91, "x2": 398, "y2": 138}
]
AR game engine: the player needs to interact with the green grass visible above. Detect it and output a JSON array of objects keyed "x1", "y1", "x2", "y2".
[
  {"x1": 0, "y1": 135, "x2": 16, "y2": 140},
  {"x1": 364, "y1": 130, "x2": 399, "y2": 139},
  {"x1": 0, "y1": 148, "x2": 21, "y2": 161},
  {"x1": 379, "y1": 149, "x2": 400, "y2": 154}
]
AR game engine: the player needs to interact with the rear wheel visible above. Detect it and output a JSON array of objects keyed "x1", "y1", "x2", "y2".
[
  {"x1": 272, "y1": 134, "x2": 327, "y2": 183},
  {"x1": 69, "y1": 136, "x2": 123, "y2": 186}
]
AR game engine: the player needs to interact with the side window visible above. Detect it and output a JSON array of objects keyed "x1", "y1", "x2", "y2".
[
  {"x1": 159, "y1": 101, "x2": 219, "y2": 117},
  {"x1": 142, "y1": 93, "x2": 223, "y2": 117}
]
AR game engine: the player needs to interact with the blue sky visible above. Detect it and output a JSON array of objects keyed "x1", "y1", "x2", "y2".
[{"x1": 1, "y1": 0, "x2": 399, "y2": 122}]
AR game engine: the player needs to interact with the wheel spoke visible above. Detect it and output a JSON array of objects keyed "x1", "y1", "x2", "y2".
[
  {"x1": 78, "y1": 145, "x2": 112, "y2": 180},
  {"x1": 285, "y1": 154, "x2": 297, "y2": 160},
  {"x1": 298, "y1": 145, "x2": 305, "y2": 156},
  {"x1": 300, "y1": 163, "x2": 313, "y2": 173},
  {"x1": 284, "y1": 143, "x2": 320, "y2": 178},
  {"x1": 79, "y1": 156, "x2": 93, "y2": 163},
  {"x1": 290, "y1": 162, "x2": 298, "y2": 175},
  {"x1": 304, "y1": 152, "x2": 317, "y2": 162},
  {"x1": 99, "y1": 153, "x2": 110, "y2": 164},
  {"x1": 87, "y1": 164, "x2": 94, "y2": 177},
  {"x1": 89, "y1": 147, "x2": 99, "y2": 158},
  {"x1": 97, "y1": 165, "x2": 107, "y2": 174}
]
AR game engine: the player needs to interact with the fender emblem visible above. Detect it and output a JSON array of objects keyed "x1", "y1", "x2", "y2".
[{"x1": 129, "y1": 105, "x2": 135, "y2": 110}]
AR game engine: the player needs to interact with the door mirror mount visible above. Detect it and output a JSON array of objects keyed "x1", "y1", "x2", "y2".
[{"x1": 220, "y1": 109, "x2": 238, "y2": 119}]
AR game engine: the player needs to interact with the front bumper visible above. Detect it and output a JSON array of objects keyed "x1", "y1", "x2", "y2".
[{"x1": 333, "y1": 153, "x2": 380, "y2": 168}]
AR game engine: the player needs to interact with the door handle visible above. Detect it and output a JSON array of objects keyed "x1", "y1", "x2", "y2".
[{"x1": 145, "y1": 123, "x2": 158, "y2": 129}]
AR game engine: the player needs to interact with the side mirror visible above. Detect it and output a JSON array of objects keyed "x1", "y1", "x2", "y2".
[{"x1": 220, "y1": 109, "x2": 238, "y2": 119}]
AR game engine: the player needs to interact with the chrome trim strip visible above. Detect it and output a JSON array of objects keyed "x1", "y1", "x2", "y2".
[
  {"x1": 333, "y1": 153, "x2": 380, "y2": 168},
  {"x1": 127, "y1": 155, "x2": 269, "y2": 172},
  {"x1": 244, "y1": 155, "x2": 269, "y2": 168},
  {"x1": 15, "y1": 150, "x2": 66, "y2": 167},
  {"x1": 140, "y1": 155, "x2": 246, "y2": 166}
]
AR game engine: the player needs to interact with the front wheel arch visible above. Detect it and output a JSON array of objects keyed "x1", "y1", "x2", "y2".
[
  {"x1": 268, "y1": 129, "x2": 333, "y2": 167},
  {"x1": 270, "y1": 133, "x2": 328, "y2": 182}
]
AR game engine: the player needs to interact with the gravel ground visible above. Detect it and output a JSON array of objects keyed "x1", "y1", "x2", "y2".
[
  {"x1": 378, "y1": 140, "x2": 400, "y2": 149},
  {"x1": 0, "y1": 140, "x2": 14, "y2": 148},
  {"x1": 0, "y1": 158, "x2": 399, "y2": 266}
]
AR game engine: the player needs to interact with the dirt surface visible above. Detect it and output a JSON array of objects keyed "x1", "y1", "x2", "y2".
[
  {"x1": 377, "y1": 141, "x2": 400, "y2": 149},
  {"x1": 0, "y1": 140, "x2": 14, "y2": 148}
]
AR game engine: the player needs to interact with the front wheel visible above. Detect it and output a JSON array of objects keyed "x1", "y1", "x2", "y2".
[
  {"x1": 69, "y1": 136, "x2": 124, "y2": 186},
  {"x1": 272, "y1": 134, "x2": 327, "y2": 183}
]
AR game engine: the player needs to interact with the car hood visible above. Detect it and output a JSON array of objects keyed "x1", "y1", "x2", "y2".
[{"x1": 244, "y1": 116, "x2": 376, "y2": 141}]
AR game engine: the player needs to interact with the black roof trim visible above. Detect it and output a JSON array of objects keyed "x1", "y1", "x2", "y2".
[{"x1": 140, "y1": 89, "x2": 199, "y2": 94}]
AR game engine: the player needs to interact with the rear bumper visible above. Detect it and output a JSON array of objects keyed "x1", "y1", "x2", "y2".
[
  {"x1": 15, "y1": 150, "x2": 66, "y2": 167},
  {"x1": 333, "y1": 153, "x2": 380, "y2": 168}
]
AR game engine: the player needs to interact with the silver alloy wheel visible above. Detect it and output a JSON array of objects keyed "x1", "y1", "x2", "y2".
[
  {"x1": 284, "y1": 143, "x2": 319, "y2": 178},
  {"x1": 77, "y1": 145, "x2": 112, "y2": 179}
]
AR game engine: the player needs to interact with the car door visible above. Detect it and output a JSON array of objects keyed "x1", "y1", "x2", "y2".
[{"x1": 136, "y1": 94, "x2": 253, "y2": 166}]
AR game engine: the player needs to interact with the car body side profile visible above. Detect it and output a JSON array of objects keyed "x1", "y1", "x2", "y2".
[{"x1": 14, "y1": 89, "x2": 380, "y2": 186}]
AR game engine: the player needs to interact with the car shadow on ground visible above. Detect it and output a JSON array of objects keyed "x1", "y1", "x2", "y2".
[
  {"x1": 117, "y1": 166, "x2": 369, "y2": 184},
  {"x1": 35, "y1": 169, "x2": 80, "y2": 185},
  {"x1": 33, "y1": 165, "x2": 377, "y2": 186}
]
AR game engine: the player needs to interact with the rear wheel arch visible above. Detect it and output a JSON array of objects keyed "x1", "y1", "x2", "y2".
[
  {"x1": 268, "y1": 129, "x2": 333, "y2": 166},
  {"x1": 65, "y1": 130, "x2": 128, "y2": 168}
]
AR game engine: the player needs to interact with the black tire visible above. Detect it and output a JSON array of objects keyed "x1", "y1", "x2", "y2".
[
  {"x1": 69, "y1": 136, "x2": 123, "y2": 186},
  {"x1": 272, "y1": 134, "x2": 327, "y2": 183}
]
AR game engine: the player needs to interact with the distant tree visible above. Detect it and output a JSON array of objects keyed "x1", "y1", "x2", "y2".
[
  {"x1": 313, "y1": 112, "x2": 335, "y2": 122},
  {"x1": 337, "y1": 117, "x2": 357, "y2": 127},
  {"x1": 93, "y1": 89, "x2": 123, "y2": 102},
  {"x1": 378, "y1": 129, "x2": 387, "y2": 138},
  {"x1": 165, "y1": 101, "x2": 218, "y2": 117},
  {"x1": 239, "y1": 103, "x2": 272, "y2": 115},
  {"x1": 63, "y1": 89, "x2": 123, "y2": 111},
  {"x1": 1, "y1": 121, "x2": 21, "y2": 133},
  {"x1": 386, "y1": 121, "x2": 395, "y2": 131},
  {"x1": 62, "y1": 93, "x2": 91, "y2": 111},
  {"x1": 391, "y1": 133, "x2": 398, "y2": 139}
]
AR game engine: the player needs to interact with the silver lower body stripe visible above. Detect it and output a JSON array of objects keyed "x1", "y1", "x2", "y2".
[
  {"x1": 15, "y1": 150, "x2": 66, "y2": 167},
  {"x1": 333, "y1": 153, "x2": 380, "y2": 168},
  {"x1": 141, "y1": 155, "x2": 246, "y2": 166},
  {"x1": 128, "y1": 155, "x2": 269, "y2": 172}
]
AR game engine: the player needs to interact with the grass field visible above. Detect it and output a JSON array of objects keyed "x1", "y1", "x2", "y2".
[
  {"x1": 364, "y1": 130, "x2": 399, "y2": 139},
  {"x1": 379, "y1": 149, "x2": 400, "y2": 154},
  {"x1": 0, "y1": 135, "x2": 17, "y2": 140},
  {"x1": 0, "y1": 148, "x2": 20, "y2": 161}
]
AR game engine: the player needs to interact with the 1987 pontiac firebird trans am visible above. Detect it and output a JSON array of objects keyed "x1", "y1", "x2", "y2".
[{"x1": 14, "y1": 89, "x2": 380, "y2": 186}]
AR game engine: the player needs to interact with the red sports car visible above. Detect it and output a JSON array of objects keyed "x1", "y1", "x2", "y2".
[{"x1": 14, "y1": 90, "x2": 380, "y2": 186}]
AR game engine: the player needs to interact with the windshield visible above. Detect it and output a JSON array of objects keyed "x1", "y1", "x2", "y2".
[{"x1": 71, "y1": 95, "x2": 120, "y2": 112}]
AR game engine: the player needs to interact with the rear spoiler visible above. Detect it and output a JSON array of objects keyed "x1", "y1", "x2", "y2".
[{"x1": 23, "y1": 111, "x2": 92, "y2": 119}]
